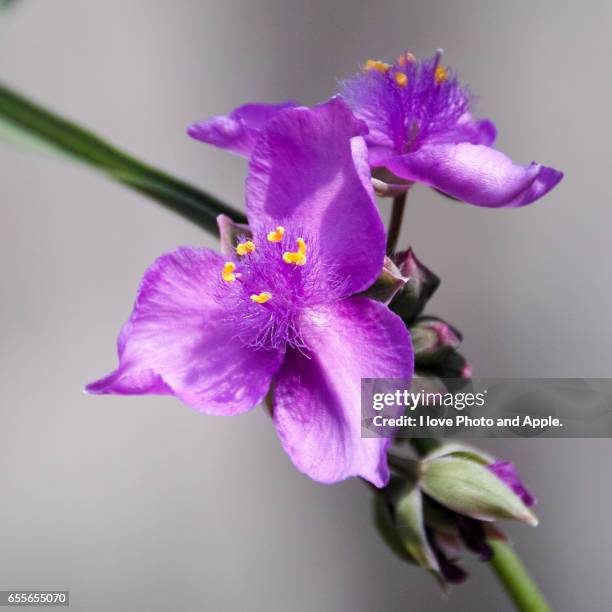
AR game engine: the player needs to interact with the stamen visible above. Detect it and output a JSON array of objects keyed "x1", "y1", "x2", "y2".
[
  {"x1": 236, "y1": 240, "x2": 256, "y2": 256},
  {"x1": 397, "y1": 52, "x2": 416, "y2": 66},
  {"x1": 434, "y1": 64, "x2": 447, "y2": 85},
  {"x1": 363, "y1": 59, "x2": 391, "y2": 74},
  {"x1": 283, "y1": 237, "x2": 307, "y2": 266},
  {"x1": 267, "y1": 226, "x2": 285, "y2": 242},
  {"x1": 395, "y1": 72, "x2": 408, "y2": 87},
  {"x1": 221, "y1": 261, "x2": 237, "y2": 282},
  {"x1": 250, "y1": 291, "x2": 272, "y2": 304}
]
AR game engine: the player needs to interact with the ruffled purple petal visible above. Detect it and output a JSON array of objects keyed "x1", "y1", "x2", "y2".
[
  {"x1": 385, "y1": 143, "x2": 563, "y2": 207},
  {"x1": 489, "y1": 460, "x2": 536, "y2": 507},
  {"x1": 86, "y1": 247, "x2": 284, "y2": 414},
  {"x1": 246, "y1": 96, "x2": 386, "y2": 296},
  {"x1": 272, "y1": 297, "x2": 413, "y2": 487},
  {"x1": 188, "y1": 101, "x2": 298, "y2": 157}
]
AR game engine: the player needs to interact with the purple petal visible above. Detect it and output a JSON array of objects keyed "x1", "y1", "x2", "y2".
[
  {"x1": 489, "y1": 460, "x2": 537, "y2": 507},
  {"x1": 472, "y1": 119, "x2": 497, "y2": 146},
  {"x1": 188, "y1": 101, "x2": 298, "y2": 157},
  {"x1": 386, "y1": 143, "x2": 563, "y2": 207},
  {"x1": 424, "y1": 115, "x2": 497, "y2": 148},
  {"x1": 86, "y1": 247, "x2": 284, "y2": 414},
  {"x1": 246, "y1": 96, "x2": 386, "y2": 296},
  {"x1": 272, "y1": 297, "x2": 413, "y2": 487}
]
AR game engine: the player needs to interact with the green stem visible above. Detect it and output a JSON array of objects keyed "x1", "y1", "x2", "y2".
[
  {"x1": 0, "y1": 81, "x2": 246, "y2": 233},
  {"x1": 386, "y1": 191, "x2": 408, "y2": 255},
  {"x1": 488, "y1": 540, "x2": 551, "y2": 611}
]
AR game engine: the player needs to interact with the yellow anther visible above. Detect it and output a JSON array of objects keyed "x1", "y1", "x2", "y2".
[
  {"x1": 267, "y1": 226, "x2": 285, "y2": 242},
  {"x1": 363, "y1": 59, "x2": 390, "y2": 74},
  {"x1": 395, "y1": 72, "x2": 408, "y2": 87},
  {"x1": 250, "y1": 291, "x2": 272, "y2": 304},
  {"x1": 235, "y1": 240, "x2": 256, "y2": 256},
  {"x1": 283, "y1": 252, "x2": 306, "y2": 265},
  {"x1": 221, "y1": 261, "x2": 237, "y2": 282},
  {"x1": 282, "y1": 237, "x2": 307, "y2": 266},
  {"x1": 397, "y1": 52, "x2": 416, "y2": 66},
  {"x1": 434, "y1": 64, "x2": 447, "y2": 85}
]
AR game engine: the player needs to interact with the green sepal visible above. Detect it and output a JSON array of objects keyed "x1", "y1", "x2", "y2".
[
  {"x1": 389, "y1": 248, "x2": 440, "y2": 322},
  {"x1": 394, "y1": 483, "x2": 441, "y2": 574},
  {"x1": 421, "y1": 457, "x2": 538, "y2": 526},
  {"x1": 358, "y1": 256, "x2": 407, "y2": 304},
  {"x1": 423, "y1": 442, "x2": 495, "y2": 466},
  {"x1": 410, "y1": 316, "x2": 462, "y2": 366},
  {"x1": 372, "y1": 493, "x2": 417, "y2": 566},
  {"x1": 217, "y1": 214, "x2": 252, "y2": 256}
]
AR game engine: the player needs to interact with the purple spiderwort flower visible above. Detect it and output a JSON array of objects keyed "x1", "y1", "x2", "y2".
[
  {"x1": 189, "y1": 51, "x2": 562, "y2": 208},
  {"x1": 489, "y1": 460, "x2": 537, "y2": 507},
  {"x1": 339, "y1": 50, "x2": 563, "y2": 207},
  {"x1": 87, "y1": 98, "x2": 414, "y2": 487}
]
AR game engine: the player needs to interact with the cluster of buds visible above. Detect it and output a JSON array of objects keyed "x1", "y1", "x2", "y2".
[
  {"x1": 218, "y1": 217, "x2": 537, "y2": 586},
  {"x1": 361, "y1": 247, "x2": 470, "y2": 385},
  {"x1": 374, "y1": 444, "x2": 537, "y2": 586},
  {"x1": 364, "y1": 248, "x2": 537, "y2": 586}
]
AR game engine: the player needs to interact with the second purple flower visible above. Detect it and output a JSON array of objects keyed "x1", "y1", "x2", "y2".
[{"x1": 189, "y1": 49, "x2": 563, "y2": 208}]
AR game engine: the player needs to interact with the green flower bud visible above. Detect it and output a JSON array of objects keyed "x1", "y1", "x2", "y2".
[
  {"x1": 410, "y1": 316, "x2": 462, "y2": 366},
  {"x1": 373, "y1": 491, "x2": 417, "y2": 566},
  {"x1": 217, "y1": 214, "x2": 252, "y2": 256},
  {"x1": 422, "y1": 442, "x2": 495, "y2": 465},
  {"x1": 359, "y1": 256, "x2": 408, "y2": 304},
  {"x1": 430, "y1": 350, "x2": 472, "y2": 383},
  {"x1": 394, "y1": 483, "x2": 440, "y2": 573},
  {"x1": 390, "y1": 248, "x2": 440, "y2": 322},
  {"x1": 373, "y1": 473, "x2": 442, "y2": 581},
  {"x1": 421, "y1": 457, "x2": 538, "y2": 526},
  {"x1": 411, "y1": 371, "x2": 449, "y2": 397}
]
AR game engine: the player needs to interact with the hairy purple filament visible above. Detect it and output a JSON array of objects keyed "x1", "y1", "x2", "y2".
[{"x1": 341, "y1": 51, "x2": 471, "y2": 155}]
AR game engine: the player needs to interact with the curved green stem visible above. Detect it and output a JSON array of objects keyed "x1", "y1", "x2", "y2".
[
  {"x1": 0, "y1": 81, "x2": 246, "y2": 233},
  {"x1": 488, "y1": 539, "x2": 551, "y2": 611}
]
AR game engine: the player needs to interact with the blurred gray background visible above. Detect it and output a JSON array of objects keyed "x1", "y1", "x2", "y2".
[{"x1": 0, "y1": 1, "x2": 610, "y2": 610}]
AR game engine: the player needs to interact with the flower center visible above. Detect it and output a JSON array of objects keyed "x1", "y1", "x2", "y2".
[
  {"x1": 345, "y1": 51, "x2": 471, "y2": 154},
  {"x1": 216, "y1": 227, "x2": 333, "y2": 350}
]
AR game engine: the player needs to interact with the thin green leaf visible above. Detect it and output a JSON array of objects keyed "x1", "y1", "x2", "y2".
[{"x1": 0, "y1": 81, "x2": 247, "y2": 233}]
